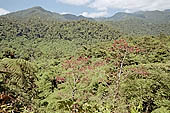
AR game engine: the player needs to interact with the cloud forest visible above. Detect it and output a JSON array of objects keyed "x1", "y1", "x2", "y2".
[{"x1": 0, "y1": 7, "x2": 170, "y2": 113}]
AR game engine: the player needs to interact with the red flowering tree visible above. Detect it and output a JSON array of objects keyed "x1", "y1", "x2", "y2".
[
  {"x1": 61, "y1": 56, "x2": 106, "y2": 112},
  {"x1": 100, "y1": 39, "x2": 143, "y2": 111},
  {"x1": 57, "y1": 39, "x2": 144, "y2": 112}
]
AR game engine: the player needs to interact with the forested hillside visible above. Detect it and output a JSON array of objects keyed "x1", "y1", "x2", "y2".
[
  {"x1": 103, "y1": 10, "x2": 170, "y2": 36},
  {"x1": 4, "y1": 6, "x2": 93, "y2": 21},
  {"x1": 106, "y1": 19, "x2": 170, "y2": 36},
  {"x1": 0, "y1": 7, "x2": 170, "y2": 113}
]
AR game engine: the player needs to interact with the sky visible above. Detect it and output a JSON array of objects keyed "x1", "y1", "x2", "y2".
[{"x1": 0, "y1": 0, "x2": 170, "y2": 18}]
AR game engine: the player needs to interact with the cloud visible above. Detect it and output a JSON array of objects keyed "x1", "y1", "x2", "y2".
[
  {"x1": 0, "y1": 8, "x2": 10, "y2": 15},
  {"x1": 89, "y1": 0, "x2": 170, "y2": 12},
  {"x1": 60, "y1": 12, "x2": 72, "y2": 15},
  {"x1": 81, "y1": 11, "x2": 108, "y2": 18},
  {"x1": 57, "y1": 0, "x2": 92, "y2": 5},
  {"x1": 57, "y1": 0, "x2": 170, "y2": 17}
]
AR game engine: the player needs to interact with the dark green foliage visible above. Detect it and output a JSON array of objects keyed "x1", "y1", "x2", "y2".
[
  {"x1": 0, "y1": 8, "x2": 170, "y2": 112},
  {"x1": 99, "y1": 10, "x2": 170, "y2": 36},
  {"x1": 0, "y1": 58, "x2": 38, "y2": 112},
  {"x1": 0, "y1": 16, "x2": 120, "y2": 41},
  {"x1": 106, "y1": 20, "x2": 170, "y2": 36},
  {"x1": 32, "y1": 36, "x2": 170, "y2": 113},
  {"x1": 122, "y1": 63, "x2": 170, "y2": 112},
  {"x1": 0, "y1": 16, "x2": 121, "y2": 62}
]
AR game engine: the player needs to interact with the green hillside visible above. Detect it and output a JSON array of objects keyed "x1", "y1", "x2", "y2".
[
  {"x1": 107, "y1": 10, "x2": 170, "y2": 23},
  {"x1": 99, "y1": 10, "x2": 170, "y2": 36},
  {"x1": 106, "y1": 19, "x2": 170, "y2": 36},
  {"x1": 3, "y1": 6, "x2": 170, "y2": 36},
  {"x1": 0, "y1": 16, "x2": 121, "y2": 60},
  {"x1": 0, "y1": 7, "x2": 170, "y2": 113},
  {"x1": 4, "y1": 6, "x2": 93, "y2": 21}
]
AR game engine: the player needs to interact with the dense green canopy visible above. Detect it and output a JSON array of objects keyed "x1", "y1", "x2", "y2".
[{"x1": 0, "y1": 8, "x2": 170, "y2": 112}]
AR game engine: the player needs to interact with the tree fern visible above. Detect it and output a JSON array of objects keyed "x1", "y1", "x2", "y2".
[{"x1": 0, "y1": 58, "x2": 38, "y2": 112}]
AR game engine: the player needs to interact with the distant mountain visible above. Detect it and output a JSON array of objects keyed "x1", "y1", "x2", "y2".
[
  {"x1": 1, "y1": 6, "x2": 170, "y2": 36},
  {"x1": 3, "y1": 6, "x2": 170, "y2": 23},
  {"x1": 3, "y1": 6, "x2": 93, "y2": 21},
  {"x1": 62, "y1": 14, "x2": 93, "y2": 21},
  {"x1": 104, "y1": 10, "x2": 170, "y2": 24},
  {"x1": 98, "y1": 9, "x2": 170, "y2": 36},
  {"x1": 164, "y1": 9, "x2": 170, "y2": 12},
  {"x1": 106, "y1": 12, "x2": 143, "y2": 21},
  {"x1": 4, "y1": 6, "x2": 65, "y2": 21}
]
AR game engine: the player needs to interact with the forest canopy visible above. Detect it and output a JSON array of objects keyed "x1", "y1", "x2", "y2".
[{"x1": 0, "y1": 7, "x2": 170, "y2": 113}]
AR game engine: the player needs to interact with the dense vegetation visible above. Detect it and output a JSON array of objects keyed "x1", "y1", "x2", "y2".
[
  {"x1": 106, "y1": 19, "x2": 170, "y2": 36},
  {"x1": 0, "y1": 7, "x2": 170, "y2": 113},
  {"x1": 100, "y1": 10, "x2": 170, "y2": 36}
]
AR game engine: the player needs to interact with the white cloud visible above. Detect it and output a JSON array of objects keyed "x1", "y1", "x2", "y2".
[
  {"x1": 60, "y1": 12, "x2": 72, "y2": 15},
  {"x1": 89, "y1": 0, "x2": 170, "y2": 12},
  {"x1": 57, "y1": 0, "x2": 170, "y2": 17},
  {"x1": 57, "y1": 0, "x2": 92, "y2": 5},
  {"x1": 81, "y1": 11, "x2": 108, "y2": 18},
  {"x1": 0, "y1": 8, "x2": 10, "y2": 15}
]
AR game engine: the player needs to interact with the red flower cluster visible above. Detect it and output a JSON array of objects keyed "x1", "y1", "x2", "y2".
[
  {"x1": 112, "y1": 39, "x2": 141, "y2": 53},
  {"x1": 62, "y1": 56, "x2": 90, "y2": 70},
  {"x1": 62, "y1": 56, "x2": 106, "y2": 74}
]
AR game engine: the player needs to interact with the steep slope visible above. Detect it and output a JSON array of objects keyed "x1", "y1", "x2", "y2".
[
  {"x1": 0, "y1": 16, "x2": 121, "y2": 41},
  {"x1": 1, "y1": 6, "x2": 170, "y2": 36},
  {"x1": 134, "y1": 10, "x2": 170, "y2": 23},
  {"x1": 3, "y1": 6, "x2": 92, "y2": 21},
  {"x1": 4, "y1": 6, "x2": 65, "y2": 21},
  {"x1": 107, "y1": 10, "x2": 170, "y2": 23},
  {"x1": 103, "y1": 10, "x2": 170, "y2": 36},
  {"x1": 0, "y1": 15, "x2": 121, "y2": 61},
  {"x1": 107, "y1": 12, "x2": 143, "y2": 21}
]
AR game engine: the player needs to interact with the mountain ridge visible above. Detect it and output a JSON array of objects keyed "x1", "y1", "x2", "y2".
[
  {"x1": 2, "y1": 6, "x2": 170, "y2": 22},
  {"x1": 3, "y1": 6, "x2": 93, "y2": 21},
  {"x1": 1, "y1": 6, "x2": 170, "y2": 36},
  {"x1": 104, "y1": 10, "x2": 170, "y2": 23}
]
